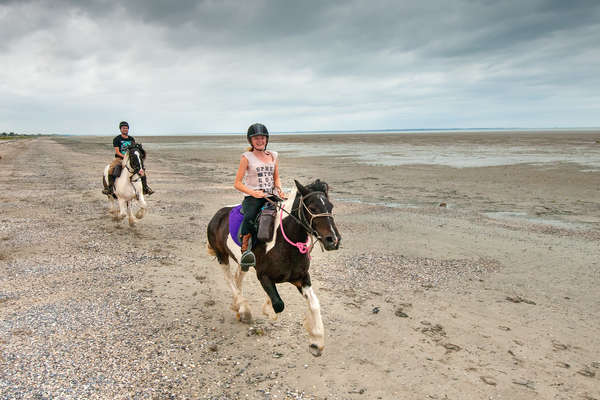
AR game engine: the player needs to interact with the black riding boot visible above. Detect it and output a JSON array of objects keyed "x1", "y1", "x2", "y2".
[
  {"x1": 102, "y1": 174, "x2": 115, "y2": 195},
  {"x1": 141, "y1": 176, "x2": 154, "y2": 196}
]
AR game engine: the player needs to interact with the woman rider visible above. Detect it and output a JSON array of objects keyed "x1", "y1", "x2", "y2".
[{"x1": 234, "y1": 123, "x2": 286, "y2": 270}]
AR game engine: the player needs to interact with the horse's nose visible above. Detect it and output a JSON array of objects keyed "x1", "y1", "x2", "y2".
[{"x1": 324, "y1": 235, "x2": 340, "y2": 250}]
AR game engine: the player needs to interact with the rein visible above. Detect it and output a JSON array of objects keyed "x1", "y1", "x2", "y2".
[
  {"x1": 278, "y1": 208, "x2": 313, "y2": 255},
  {"x1": 265, "y1": 191, "x2": 333, "y2": 255},
  {"x1": 124, "y1": 149, "x2": 144, "y2": 180},
  {"x1": 125, "y1": 164, "x2": 141, "y2": 180}
]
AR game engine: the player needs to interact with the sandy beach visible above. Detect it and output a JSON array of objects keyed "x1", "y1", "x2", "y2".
[{"x1": 1, "y1": 131, "x2": 599, "y2": 399}]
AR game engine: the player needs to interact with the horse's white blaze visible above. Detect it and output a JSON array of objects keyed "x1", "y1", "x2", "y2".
[
  {"x1": 302, "y1": 286, "x2": 325, "y2": 349},
  {"x1": 266, "y1": 188, "x2": 297, "y2": 253},
  {"x1": 318, "y1": 195, "x2": 339, "y2": 245}
]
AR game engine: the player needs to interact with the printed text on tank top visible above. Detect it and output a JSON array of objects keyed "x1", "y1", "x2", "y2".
[{"x1": 242, "y1": 150, "x2": 278, "y2": 195}]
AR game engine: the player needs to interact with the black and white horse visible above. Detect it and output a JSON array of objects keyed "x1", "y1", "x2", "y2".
[
  {"x1": 102, "y1": 143, "x2": 148, "y2": 226},
  {"x1": 207, "y1": 179, "x2": 341, "y2": 356}
]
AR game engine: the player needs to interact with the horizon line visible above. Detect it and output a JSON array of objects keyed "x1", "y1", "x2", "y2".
[{"x1": 6, "y1": 126, "x2": 600, "y2": 136}]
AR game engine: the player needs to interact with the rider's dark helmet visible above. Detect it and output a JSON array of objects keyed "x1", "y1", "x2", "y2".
[
  {"x1": 119, "y1": 121, "x2": 129, "y2": 130},
  {"x1": 247, "y1": 123, "x2": 269, "y2": 146}
]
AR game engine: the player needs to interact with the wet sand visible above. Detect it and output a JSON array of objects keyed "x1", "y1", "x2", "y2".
[{"x1": 1, "y1": 132, "x2": 599, "y2": 399}]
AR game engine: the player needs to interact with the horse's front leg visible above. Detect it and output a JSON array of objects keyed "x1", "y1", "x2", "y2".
[
  {"x1": 301, "y1": 282, "x2": 325, "y2": 357},
  {"x1": 135, "y1": 192, "x2": 147, "y2": 219},
  {"x1": 258, "y1": 275, "x2": 284, "y2": 313},
  {"x1": 261, "y1": 296, "x2": 278, "y2": 321},
  {"x1": 126, "y1": 201, "x2": 135, "y2": 226},
  {"x1": 108, "y1": 195, "x2": 118, "y2": 215},
  {"x1": 116, "y1": 198, "x2": 127, "y2": 221}
]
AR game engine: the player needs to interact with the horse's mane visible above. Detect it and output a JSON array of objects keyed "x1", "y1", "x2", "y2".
[{"x1": 128, "y1": 143, "x2": 146, "y2": 160}]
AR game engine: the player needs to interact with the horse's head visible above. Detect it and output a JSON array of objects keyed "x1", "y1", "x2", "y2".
[
  {"x1": 125, "y1": 143, "x2": 146, "y2": 174},
  {"x1": 294, "y1": 179, "x2": 341, "y2": 251}
]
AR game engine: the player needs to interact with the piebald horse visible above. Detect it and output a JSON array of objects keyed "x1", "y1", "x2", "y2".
[
  {"x1": 102, "y1": 143, "x2": 148, "y2": 226},
  {"x1": 207, "y1": 179, "x2": 341, "y2": 356}
]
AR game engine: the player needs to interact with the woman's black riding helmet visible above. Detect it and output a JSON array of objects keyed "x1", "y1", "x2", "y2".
[
  {"x1": 247, "y1": 123, "x2": 269, "y2": 148},
  {"x1": 119, "y1": 121, "x2": 129, "y2": 129}
]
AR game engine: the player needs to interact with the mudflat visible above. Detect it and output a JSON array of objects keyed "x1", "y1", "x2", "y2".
[{"x1": 1, "y1": 132, "x2": 599, "y2": 399}]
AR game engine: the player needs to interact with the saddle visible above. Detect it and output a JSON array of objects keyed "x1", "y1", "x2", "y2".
[{"x1": 229, "y1": 200, "x2": 280, "y2": 247}]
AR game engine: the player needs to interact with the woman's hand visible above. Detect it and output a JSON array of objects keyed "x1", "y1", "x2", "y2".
[{"x1": 276, "y1": 186, "x2": 287, "y2": 199}]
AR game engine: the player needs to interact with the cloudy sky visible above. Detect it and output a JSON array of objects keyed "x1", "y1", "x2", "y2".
[{"x1": 1, "y1": 0, "x2": 599, "y2": 135}]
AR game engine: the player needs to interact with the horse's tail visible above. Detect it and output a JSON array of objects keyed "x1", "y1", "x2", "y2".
[
  {"x1": 207, "y1": 241, "x2": 230, "y2": 265},
  {"x1": 207, "y1": 242, "x2": 217, "y2": 257},
  {"x1": 207, "y1": 207, "x2": 232, "y2": 266}
]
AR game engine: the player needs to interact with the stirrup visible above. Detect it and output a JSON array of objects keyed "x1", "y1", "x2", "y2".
[
  {"x1": 102, "y1": 187, "x2": 112, "y2": 195},
  {"x1": 144, "y1": 187, "x2": 154, "y2": 196},
  {"x1": 240, "y1": 250, "x2": 255, "y2": 271}
]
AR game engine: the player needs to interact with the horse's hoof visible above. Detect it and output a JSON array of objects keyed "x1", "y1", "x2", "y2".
[
  {"x1": 309, "y1": 344, "x2": 322, "y2": 357},
  {"x1": 272, "y1": 300, "x2": 285, "y2": 314},
  {"x1": 237, "y1": 311, "x2": 252, "y2": 324}
]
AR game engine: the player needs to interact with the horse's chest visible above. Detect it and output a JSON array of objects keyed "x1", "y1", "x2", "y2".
[
  {"x1": 259, "y1": 258, "x2": 309, "y2": 283},
  {"x1": 116, "y1": 179, "x2": 139, "y2": 199}
]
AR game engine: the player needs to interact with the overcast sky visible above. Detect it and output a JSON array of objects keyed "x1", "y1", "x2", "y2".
[{"x1": 1, "y1": 0, "x2": 599, "y2": 135}]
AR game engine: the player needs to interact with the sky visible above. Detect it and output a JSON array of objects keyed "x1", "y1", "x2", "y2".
[{"x1": 1, "y1": 0, "x2": 599, "y2": 135}]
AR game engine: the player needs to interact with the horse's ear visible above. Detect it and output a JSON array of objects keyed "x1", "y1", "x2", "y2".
[
  {"x1": 314, "y1": 179, "x2": 329, "y2": 196},
  {"x1": 294, "y1": 179, "x2": 309, "y2": 196}
]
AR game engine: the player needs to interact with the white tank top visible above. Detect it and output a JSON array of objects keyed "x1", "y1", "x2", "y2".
[{"x1": 242, "y1": 151, "x2": 278, "y2": 196}]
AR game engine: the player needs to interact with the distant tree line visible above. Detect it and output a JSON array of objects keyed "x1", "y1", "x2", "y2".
[{"x1": 1, "y1": 132, "x2": 41, "y2": 137}]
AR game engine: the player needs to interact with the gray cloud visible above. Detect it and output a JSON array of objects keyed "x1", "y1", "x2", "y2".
[{"x1": 0, "y1": 0, "x2": 598, "y2": 134}]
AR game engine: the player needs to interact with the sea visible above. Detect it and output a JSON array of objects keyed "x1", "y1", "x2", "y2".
[{"x1": 143, "y1": 128, "x2": 600, "y2": 170}]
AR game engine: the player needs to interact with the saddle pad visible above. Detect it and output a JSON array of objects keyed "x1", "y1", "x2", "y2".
[{"x1": 228, "y1": 205, "x2": 243, "y2": 247}]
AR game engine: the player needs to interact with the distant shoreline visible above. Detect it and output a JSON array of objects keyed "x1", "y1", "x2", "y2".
[{"x1": 61, "y1": 127, "x2": 600, "y2": 137}]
